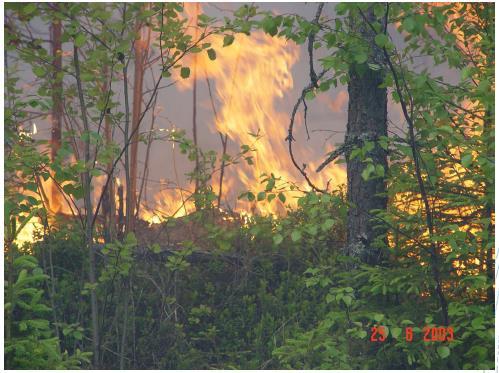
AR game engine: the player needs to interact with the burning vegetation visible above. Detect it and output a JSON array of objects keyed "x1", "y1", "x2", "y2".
[{"x1": 4, "y1": 2, "x2": 494, "y2": 370}]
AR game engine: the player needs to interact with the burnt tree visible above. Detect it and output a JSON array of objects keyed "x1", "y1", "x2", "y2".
[{"x1": 345, "y1": 7, "x2": 388, "y2": 265}]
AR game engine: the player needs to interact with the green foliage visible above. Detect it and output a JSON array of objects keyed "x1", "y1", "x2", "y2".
[
  {"x1": 99, "y1": 233, "x2": 137, "y2": 282},
  {"x1": 180, "y1": 66, "x2": 190, "y2": 79},
  {"x1": 4, "y1": 2, "x2": 494, "y2": 370},
  {"x1": 5, "y1": 255, "x2": 91, "y2": 369},
  {"x1": 224, "y1": 2, "x2": 494, "y2": 369}
]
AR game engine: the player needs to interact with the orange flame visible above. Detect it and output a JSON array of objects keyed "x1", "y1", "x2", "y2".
[{"x1": 143, "y1": 3, "x2": 346, "y2": 220}]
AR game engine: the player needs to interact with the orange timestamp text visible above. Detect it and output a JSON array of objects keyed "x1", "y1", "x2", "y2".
[{"x1": 370, "y1": 326, "x2": 454, "y2": 342}]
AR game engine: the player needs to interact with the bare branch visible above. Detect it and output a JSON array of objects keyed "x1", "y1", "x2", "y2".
[
  {"x1": 308, "y1": 3, "x2": 324, "y2": 88},
  {"x1": 286, "y1": 2, "x2": 328, "y2": 193},
  {"x1": 286, "y1": 69, "x2": 328, "y2": 193}
]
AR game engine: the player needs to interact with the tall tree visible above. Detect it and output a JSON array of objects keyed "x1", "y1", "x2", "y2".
[
  {"x1": 101, "y1": 65, "x2": 116, "y2": 243},
  {"x1": 128, "y1": 12, "x2": 149, "y2": 232},
  {"x1": 49, "y1": 7, "x2": 62, "y2": 214},
  {"x1": 281, "y1": 4, "x2": 388, "y2": 263},
  {"x1": 192, "y1": 3, "x2": 201, "y2": 210},
  {"x1": 344, "y1": 7, "x2": 388, "y2": 265},
  {"x1": 73, "y1": 44, "x2": 99, "y2": 367}
]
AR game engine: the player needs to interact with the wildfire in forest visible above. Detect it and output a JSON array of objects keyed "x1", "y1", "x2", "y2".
[
  {"x1": 14, "y1": 4, "x2": 347, "y2": 244},
  {"x1": 140, "y1": 3, "x2": 346, "y2": 221},
  {"x1": 15, "y1": 3, "x2": 488, "y2": 261}
]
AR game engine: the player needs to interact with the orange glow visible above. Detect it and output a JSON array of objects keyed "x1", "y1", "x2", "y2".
[
  {"x1": 385, "y1": 3, "x2": 494, "y2": 279},
  {"x1": 141, "y1": 3, "x2": 346, "y2": 220}
]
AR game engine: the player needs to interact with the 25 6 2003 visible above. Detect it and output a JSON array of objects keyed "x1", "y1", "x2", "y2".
[{"x1": 370, "y1": 326, "x2": 454, "y2": 342}]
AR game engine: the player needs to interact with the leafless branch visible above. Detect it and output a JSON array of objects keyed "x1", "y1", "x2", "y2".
[
  {"x1": 286, "y1": 70, "x2": 328, "y2": 193},
  {"x1": 286, "y1": 3, "x2": 329, "y2": 193},
  {"x1": 308, "y1": 3, "x2": 324, "y2": 88}
]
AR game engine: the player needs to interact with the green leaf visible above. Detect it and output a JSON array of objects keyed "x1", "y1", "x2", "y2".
[
  {"x1": 265, "y1": 178, "x2": 275, "y2": 191},
  {"x1": 291, "y1": 230, "x2": 302, "y2": 242},
  {"x1": 354, "y1": 52, "x2": 368, "y2": 64},
  {"x1": 342, "y1": 295, "x2": 352, "y2": 306},
  {"x1": 391, "y1": 327, "x2": 402, "y2": 339},
  {"x1": 262, "y1": 16, "x2": 279, "y2": 36},
  {"x1": 23, "y1": 3, "x2": 37, "y2": 15},
  {"x1": 335, "y1": 3, "x2": 349, "y2": 15},
  {"x1": 361, "y1": 164, "x2": 375, "y2": 180},
  {"x1": 401, "y1": 319, "x2": 414, "y2": 325},
  {"x1": 461, "y1": 66, "x2": 472, "y2": 80},
  {"x1": 471, "y1": 317, "x2": 484, "y2": 330},
  {"x1": 273, "y1": 233, "x2": 283, "y2": 245},
  {"x1": 373, "y1": 313, "x2": 384, "y2": 322},
  {"x1": 375, "y1": 164, "x2": 385, "y2": 177},
  {"x1": 19, "y1": 321, "x2": 28, "y2": 331},
  {"x1": 306, "y1": 225, "x2": 318, "y2": 236},
  {"x1": 378, "y1": 137, "x2": 389, "y2": 150},
  {"x1": 207, "y1": 48, "x2": 216, "y2": 61},
  {"x1": 373, "y1": 4, "x2": 385, "y2": 18},
  {"x1": 461, "y1": 153, "x2": 473, "y2": 168},
  {"x1": 383, "y1": 326, "x2": 390, "y2": 338},
  {"x1": 257, "y1": 191, "x2": 266, "y2": 201},
  {"x1": 402, "y1": 17, "x2": 415, "y2": 32},
  {"x1": 305, "y1": 90, "x2": 315, "y2": 100},
  {"x1": 374, "y1": 34, "x2": 389, "y2": 48},
  {"x1": 358, "y1": 330, "x2": 367, "y2": 338},
  {"x1": 223, "y1": 34, "x2": 235, "y2": 47},
  {"x1": 321, "y1": 218, "x2": 335, "y2": 231},
  {"x1": 74, "y1": 33, "x2": 87, "y2": 48},
  {"x1": 33, "y1": 66, "x2": 46, "y2": 78},
  {"x1": 141, "y1": 9, "x2": 157, "y2": 18},
  {"x1": 437, "y1": 346, "x2": 450, "y2": 359},
  {"x1": 278, "y1": 192, "x2": 286, "y2": 203},
  {"x1": 180, "y1": 67, "x2": 190, "y2": 79}
]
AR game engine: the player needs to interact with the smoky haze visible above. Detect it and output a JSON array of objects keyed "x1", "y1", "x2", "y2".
[{"x1": 9, "y1": 2, "x2": 457, "y2": 219}]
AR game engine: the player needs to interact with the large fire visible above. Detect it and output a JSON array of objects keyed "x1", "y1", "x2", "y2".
[
  {"x1": 141, "y1": 3, "x2": 345, "y2": 220},
  {"x1": 17, "y1": 3, "x2": 489, "y2": 261},
  {"x1": 14, "y1": 4, "x2": 346, "y2": 244}
]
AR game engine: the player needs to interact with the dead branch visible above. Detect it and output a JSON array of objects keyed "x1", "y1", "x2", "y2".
[
  {"x1": 286, "y1": 2, "x2": 328, "y2": 193},
  {"x1": 308, "y1": 3, "x2": 324, "y2": 88}
]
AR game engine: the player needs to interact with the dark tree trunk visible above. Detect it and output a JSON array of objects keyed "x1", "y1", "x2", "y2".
[
  {"x1": 345, "y1": 7, "x2": 388, "y2": 265},
  {"x1": 483, "y1": 111, "x2": 494, "y2": 304},
  {"x1": 101, "y1": 66, "x2": 116, "y2": 243},
  {"x1": 74, "y1": 45, "x2": 100, "y2": 368}
]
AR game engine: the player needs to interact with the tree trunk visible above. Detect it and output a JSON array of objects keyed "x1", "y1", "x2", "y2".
[
  {"x1": 483, "y1": 110, "x2": 494, "y2": 303},
  {"x1": 118, "y1": 181, "x2": 125, "y2": 240},
  {"x1": 50, "y1": 12, "x2": 62, "y2": 214},
  {"x1": 74, "y1": 45, "x2": 100, "y2": 367},
  {"x1": 102, "y1": 66, "x2": 116, "y2": 243},
  {"x1": 345, "y1": 7, "x2": 388, "y2": 265},
  {"x1": 119, "y1": 283, "x2": 129, "y2": 370},
  {"x1": 129, "y1": 15, "x2": 149, "y2": 232},
  {"x1": 192, "y1": 4, "x2": 201, "y2": 210}
]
